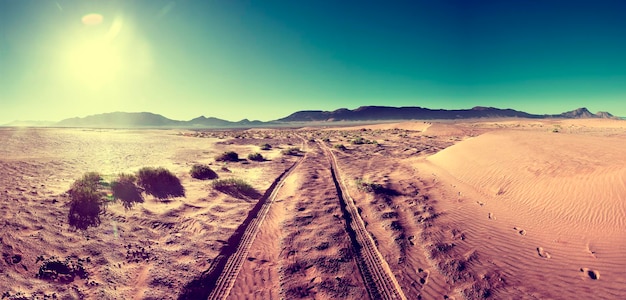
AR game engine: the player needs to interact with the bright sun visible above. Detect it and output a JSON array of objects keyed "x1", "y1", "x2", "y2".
[
  {"x1": 66, "y1": 39, "x2": 122, "y2": 89},
  {"x1": 62, "y1": 15, "x2": 127, "y2": 90}
]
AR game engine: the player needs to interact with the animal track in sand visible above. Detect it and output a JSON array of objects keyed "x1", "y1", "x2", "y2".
[
  {"x1": 585, "y1": 244, "x2": 598, "y2": 258},
  {"x1": 580, "y1": 268, "x2": 600, "y2": 280},
  {"x1": 416, "y1": 267, "x2": 430, "y2": 286},
  {"x1": 513, "y1": 227, "x2": 526, "y2": 236},
  {"x1": 537, "y1": 247, "x2": 551, "y2": 259}
]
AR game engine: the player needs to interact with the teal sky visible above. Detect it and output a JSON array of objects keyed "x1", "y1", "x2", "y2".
[{"x1": 1, "y1": 0, "x2": 625, "y2": 123}]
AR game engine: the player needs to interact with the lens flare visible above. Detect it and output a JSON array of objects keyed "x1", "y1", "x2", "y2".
[{"x1": 82, "y1": 13, "x2": 103, "y2": 26}]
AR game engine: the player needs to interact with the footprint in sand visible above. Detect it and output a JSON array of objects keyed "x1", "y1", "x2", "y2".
[
  {"x1": 580, "y1": 268, "x2": 600, "y2": 280},
  {"x1": 537, "y1": 247, "x2": 551, "y2": 259},
  {"x1": 585, "y1": 244, "x2": 598, "y2": 258},
  {"x1": 416, "y1": 268, "x2": 430, "y2": 286},
  {"x1": 513, "y1": 227, "x2": 526, "y2": 236}
]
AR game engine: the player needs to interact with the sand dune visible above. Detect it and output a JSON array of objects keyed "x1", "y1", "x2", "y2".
[
  {"x1": 428, "y1": 130, "x2": 626, "y2": 229},
  {"x1": 418, "y1": 127, "x2": 626, "y2": 298}
]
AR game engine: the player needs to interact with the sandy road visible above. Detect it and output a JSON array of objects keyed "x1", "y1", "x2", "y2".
[
  {"x1": 207, "y1": 145, "x2": 307, "y2": 300},
  {"x1": 319, "y1": 141, "x2": 407, "y2": 300},
  {"x1": 182, "y1": 138, "x2": 405, "y2": 299},
  {"x1": 179, "y1": 141, "x2": 307, "y2": 300}
]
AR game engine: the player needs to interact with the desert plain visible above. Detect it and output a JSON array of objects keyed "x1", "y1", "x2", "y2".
[{"x1": 0, "y1": 118, "x2": 625, "y2": 299}]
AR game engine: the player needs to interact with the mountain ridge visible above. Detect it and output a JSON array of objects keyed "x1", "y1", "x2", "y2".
[{"x1": 2, "y1": 106, "x2": 620, "y2": 128}]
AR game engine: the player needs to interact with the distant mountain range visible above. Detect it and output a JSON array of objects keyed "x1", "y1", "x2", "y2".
[
  {"x1": 2, "y1": 106, "x2": 618, "y2": 128},
  {"x1": 277, "y1": 106, "x2": 615, "y2": 122},
  {"x1": 49, "y1": 112, "x2": 267, "y2": 128}
]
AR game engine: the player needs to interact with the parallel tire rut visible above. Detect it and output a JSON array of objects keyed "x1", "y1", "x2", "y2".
[
  {"x1": 179, "y1": 141, "x2": 306, "y2": 300},
  {"x1": 319, "y1": 142, "x2": 407, "y2": 300}
]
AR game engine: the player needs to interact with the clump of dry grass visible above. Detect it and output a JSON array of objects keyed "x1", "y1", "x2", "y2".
[
  {"x1": 215, "y1": 151, "x2": 239, "y2": 162},
  {"x1": 212, "y1": 178, "x2": 261, "y2": 199},
  {"x1": 110, "y1": 173, "x2": 144, "y2": 209},
  {"x1": 247, "y1": 152, "x2": 264, "y2": 161},
  {"x1": 67, "y1": 172, "x2": 108, "y2": 230},
  {"x1": 189, "y1": 164, "x2": 218, "y2": 180},
  {"x1": 281, "y1": 147, "x2": 302, "y2": 156},
  {"x1": 137, "y1": 167, "x2": 185, "y2": 200}
]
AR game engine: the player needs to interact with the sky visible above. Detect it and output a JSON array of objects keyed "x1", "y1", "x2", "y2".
[{"x1": 1, "y1": 0, "x2": 625, "y2": 123}]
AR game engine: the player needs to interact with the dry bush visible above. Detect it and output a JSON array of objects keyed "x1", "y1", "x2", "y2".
[
  {"x1": 333, "y1": 144, "x2": 347, "y2": 151},
  {"x1": 247, "y1": 152, "x2": 264, "y2": 161},
  {"x1": 111, "y1": 173, "x2": 144, "y2": 209},
  {"x1": 281, "y1": 147, "x2": 302, "y2": 156},
  {"x1": 190, "y1": 164, "x2": 218, "y2": 180},
  {"x1": 67, "y1": 172, "x2": 107, "y2": 230},
  {"x1": 215, "y1": 151, "x2": 239, "y2": 162},
  {"x1": 212, "y1": 178, "x2": 261, "y2": 199},
  {"x1": 136, "y1": 167, "x2": 185, "y2": 200},
  {"x1": 35, "y1": 255, "x2": 89, "y2": 283},
  {"x1": 355, "y1": 178, "x2": 400, "y2": 196}
]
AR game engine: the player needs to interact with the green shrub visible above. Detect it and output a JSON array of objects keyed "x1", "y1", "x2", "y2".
[
  {"x1": 67, "y1": 172, "x2": 107, "y2": 230},
  {"x1": 110, "y1": 173, "x2": 144, "y2": 209},
  {"x1": 356, "y1": 178, "x2": 384, "y2": 193},
  {"x1": 212, "y1": 178, "x2": 261, "y2": 199},
  {"x1": 215, "y1": 151, "x2": 239, "y2": 162},
  {"x1": 190, "y1": 164, "x2": 218, "y2": 180},
  {"x1": 281, "y1": 147, "x2": 302, "y2": 156},
  {"x1": 247, "y1": 152, "x2": 264, "y2": 161},
  {"x1": 136, "y1": 167, "x2": 185, "y2": 200},
  {"x1": 351, "y1": 137, "x2": 376, "y2": 145},
  {"x1": 334, "y1": 144, "x2": 347, "y2": 151},
  {"x1": 351, "y1": 137, "x2": 365, "y2": 145},
  {"x1": 259, "y1": 143, "x2": 272, "y2": 150},
  {"x1": 355, "y1": 178, "x2": 400, "y2": 196}
]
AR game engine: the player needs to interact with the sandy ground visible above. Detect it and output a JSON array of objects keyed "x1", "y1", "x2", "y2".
[{"x1": 1, "y1": 118, "x2": 625, "y2": 299}]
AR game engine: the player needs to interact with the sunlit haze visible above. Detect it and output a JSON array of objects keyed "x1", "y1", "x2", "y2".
[{"x1": 1, "y1": 0, "x2": 626, "y2": 124}]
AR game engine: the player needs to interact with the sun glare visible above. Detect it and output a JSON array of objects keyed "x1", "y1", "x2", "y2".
[
  {"x1": 66, "y1": 40, "x2": 122, "y2": 89},
  {"x1": 62, "y1": 15, "x2": 127, "y2": 90}
]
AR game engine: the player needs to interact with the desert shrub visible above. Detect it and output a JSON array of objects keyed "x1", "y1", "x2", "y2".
[
  {"x1": 281, "y1": 147, "x2": 302, "y2": 156},
  {"x1": 247, "y1": 152, "x2": 264, "y2": 161},
  {"x1": 190, "y1": 164, "x2": 218, "y2": 180},
  {"x1": 285, "y1": 285, "x2": 311, "y2": 298},
  {"x1": 215, "y1": 151, "x2": 239, "y2": 162},
  {"x1": 351, "y1": 137, "x2": 366, "y2": 145},
  {"x1": 334, "y1": 144, "x2": 347, "y2": 151},
  {"x1": 355, "y1": 178, "x2": 383, "y2": 193},
  {"x1": 212, "y1": 178, "x2": 261, "y2": 199},
  {"x1": 67, "y1": 172, "x2": 107, "y2": 230},
  {"x1": 355, "y1": 178, "x2": 400, "y2": 196},
  {"x1": 136, "y1": 167, "x2": 185, "y2": 200},
  {"x1": 110, "y1": 173, "x2": 144, "y2": 209},
  {"x1": 259, "y1": 143, "x2": 272, "y2": 150},
  {"x1": 35, "y1": 255, "x2": 89, "y2": 283},
  {"x1": 351, "y1": 137, "x2": 375, "y2": 145}
]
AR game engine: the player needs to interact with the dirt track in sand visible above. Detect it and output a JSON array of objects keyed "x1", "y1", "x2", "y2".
[{"x1": 2, "y1": 118, "x2": 626, "y2": 299}]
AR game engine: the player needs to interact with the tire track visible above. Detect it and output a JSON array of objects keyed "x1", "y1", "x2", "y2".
[
  {"x1": 179, "y1": 140, "x2": 306, "y2": 300},
  {"x1": 319, "y1": 141, "x2": 407, "y2": 300}
]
